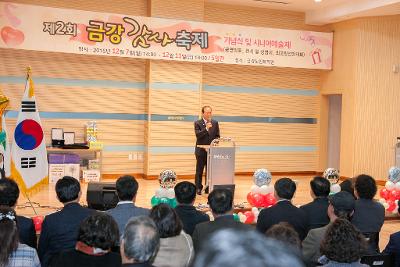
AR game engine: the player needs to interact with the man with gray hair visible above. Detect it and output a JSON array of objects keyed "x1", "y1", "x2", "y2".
[
  {"x1": 121, "y1": 216, "x2": 160, "y2": 267},
  {"x1": 192, "y1": 229, "x2": 305, "y2": 267}
]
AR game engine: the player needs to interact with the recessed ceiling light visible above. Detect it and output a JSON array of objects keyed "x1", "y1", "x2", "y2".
[{"x1": 315, "y1": 0, "x2": 322, "y2": 2}]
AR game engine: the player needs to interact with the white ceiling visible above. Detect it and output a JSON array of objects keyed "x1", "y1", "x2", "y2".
[{"x1": 206, "y1": 0, "x2": 400, "y2": 25}]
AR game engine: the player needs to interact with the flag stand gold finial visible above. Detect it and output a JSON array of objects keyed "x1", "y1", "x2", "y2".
[{"x1": 26, "y1": 67, "x2": 34, "y2": 98}]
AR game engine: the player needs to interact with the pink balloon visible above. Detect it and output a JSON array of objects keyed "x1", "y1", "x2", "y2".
[{"x1": 244, "y1": 211, "x2": 255, "y2": 224}]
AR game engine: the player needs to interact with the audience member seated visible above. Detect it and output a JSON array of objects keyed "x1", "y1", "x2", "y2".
[
  {"x1": 256, "y1": 177, "x2": 308, "y2": 240},
  {"x1": 383, "y1": 206, "x2": 400, "y2": 267},
  {"x1": 351, "y1": 174, "x2": 385, "y2": 253},
  {"x1": 38, "y1": 176, "x2": 94, "y2": 267},
  {"x1": 340, "y1": 178, "x2": 356, "y2": 199},
  {"x1": 174, "y1": 181, "x2": 209, "y2": 236},
  {"x1": 0, "y1": 207, "x2": 40, "y2": 267},
  {"x1": 0, "y1": 178, "x2": 36, "y2": 248},
  {"x1": 120, "y1": 216, "x2": 160, "y2": 267},
  {"x1": 302, "y1": 191, "x2": 355, "y2": 265},
  {"x1": 192, "y1": 188, "x2": 251, "y2": 251},
  {"x1": 149, "y1": 204, "x2": 194, "y2": 267},
  {"x1": 266, "y1": 222, "x2": 301, "y2": 252},
  {"x1": 191, "y1": 229, "x2": 305, "y2": 267},
  {"x1": 319, "y1": 218, "x2": 368, "y2": 266},
  {"x1": 53, "y1": 212, "x2": 121, "y2": 267},
  {"x1": 300, "y1": 176, "x2": 331, "y2": 230},
  {"x1": 107, "y1": 175, "x2": 149, "y2": 234}
]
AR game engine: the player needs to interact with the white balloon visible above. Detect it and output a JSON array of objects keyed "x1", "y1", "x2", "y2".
[
  {"x1": 383, "y1": 202, "x2": 389, "y2": 209},
  {"x1": 239, "y1": 214, "x2": 247, "y2": 223},
  {"x1": 386, "y1": 181, "x2": 395, "y2": 190},
  {"x1": 158, "y1": 188, "x2": 168, "y2": 198},
  {"x1": 330, "y1": 184, "x2": 341, "y2": 194},
  {"x1": 251, "y1": 207, "x2": 259, "y2": 213},
  {"x1": 378, "y1": 198, "x2": 387, "y2": 204},
  {"x1": 395, "y1": 182, "x2": 400, "y2": 191},
  {"x1": 167, "y1": 188, "x2": 175, "y2": 199},
  {"x1": 155, "y1": 188, "x2": 163, "y2": 198},
  {"x1": 251, "y1": 185, "x2": 262, "y2": 194},
  {"x1": 260, "y1": 185, "x2": 270, "y2": 195}
]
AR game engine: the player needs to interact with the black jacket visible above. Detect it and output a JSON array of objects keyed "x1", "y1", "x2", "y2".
[
  {"x1": 174, "y1": 204, "x2": 210, "y2": 235},
  {"x1": 256, "y1": 200, "x2": 309, "y2": 240},
  {"x1": 38, "y1": 203, "x2": 94, "y2": 267},
  {"x1": 300, "y1": 197, "x2": 330, "y2": 230},
  {"x1": 17, "y1": 215, "x2": 37, "y2": 248},
  {"x1": 194, "y1": 119, "x2": 220, "y2": 156}
]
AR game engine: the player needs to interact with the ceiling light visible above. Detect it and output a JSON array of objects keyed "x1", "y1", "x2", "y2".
[{"x1": 315, "y1": 0, "x2": 322, "y2": 2}]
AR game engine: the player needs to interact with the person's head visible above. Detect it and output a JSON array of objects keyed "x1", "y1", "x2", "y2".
[
  {"x1": 192, "y1": 229, "x2": 305, "y2": 267},
  {"x1": 274, "y1": 178, "x2": 296, "y2": 200},
  {"x1": 354, "y1": 174, "x2": 377, "y2": 200},
  {"x1": 121, "y1": 216, "x2": 160, "y2": 264},
  {"x1": 174, "y1": 181, "x2": 196, "y2": 205},
  {"x1": 77, "y1": 212, "x2": 119, "y2": 250},
  {"x1": 149, "y1": 204, "x2": 182, "y2": 238},
  {"x1": 208, "y1": 188, "x2": 233, "y2": 216},
  {"x1": 55, "y1": 176, "x2": 81, "y2": 204},
  {"x1": 320, "y1": 218, "x2": 367, "y2": 263},
  {"x1": 0, "y1": 178, "x2": 19, "y2": 207},
  {"x1": 0, "y1": 207, "x2": 19, "y2": 267},
  {"x1": 201, "y1": 105, "x2": 212, "y2": 121},
  {"x1": 116, "y1": 175, "x2": 139, "y2": 201},
  {"x1": 327, "y1": 191, "x2": 355, "y2": 221},
  {"x1": 265, "y1": 222, "x2": 301, "y2": 250},
  {"x1": 310, "y1": 176, "x2": 330, "y2": 198},
  {"x1": 339, "y1": 178, "x2": 356, "y2": 199}
]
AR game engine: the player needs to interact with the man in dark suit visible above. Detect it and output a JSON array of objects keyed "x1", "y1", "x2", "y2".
[
  {"x1": 107, "y1": 175, "x2": 149, "y2": 234},
  {"x1": 302, "y1": 191, "x2": 355, "y2": 265},
  {"x1": 0, "y1": 178, "x2": 37, "y2": 248},
  {"x1": 384, "y1": 218, "x2": 400, "y2": 267},
  {"x1": 38, "y1": 176, "x2": 94, "y2": 267},
  {"x1": 194, "y1": 106, "x2": 220, "y2": 195},
  {"x1": 351, "y1": 174, "x2": 385, "y2": 253},
  {"x1": 192, "y1": 188, "x2": 252, "y2": 251},
  {"x1": 174, "y1": 181, "x2": 209, "y2": 235},
  {"x1": 256, "y1": 177, "x2": 309, "y2": 240},
  {"x1": 300, "y1": 176, "x2": 330, "y2": 230}
]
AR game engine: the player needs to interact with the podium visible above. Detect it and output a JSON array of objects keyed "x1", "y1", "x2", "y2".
[{"x1": 198, "y1": 137, "x2": 236, "y2": 191}]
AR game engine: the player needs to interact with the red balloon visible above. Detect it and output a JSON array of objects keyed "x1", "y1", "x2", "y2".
[
  {"x1": 247, "y1": 192, "x2": 255, "y2": 206},
  {"x1": 252, "y1": 193, "x2": 264, "y2": 207},
  {"x1": 387, "y1": 200, "x2": 397, "y2": 212},
  {"x1": 380, "y1": 188, "x2": 391, "y2": 200},
  {"x1": 32, "y1": 215, "x2": 44, "y2": 232},
  {"x1": 263, "y1": 193, "x2": 277, "y2": 207},
  {"x1": 244, "y1": 211, "x2": 255, "y2": 224},
  {"x1": 390, "y1": 190, "x2": 400, "y2": 201}
]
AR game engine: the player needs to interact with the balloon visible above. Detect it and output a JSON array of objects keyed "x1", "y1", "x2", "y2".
[
  {"x1": 253, "y1": 168, "x2": 272, "y2": 187},
  {"x1": 252, "y1": 193, "x2": 264, "y2": 207},
  {"x1": 169, "y1": 198, "x2": 177, "y2": 208},
  {"x1": 330, "y1": 184, "x2": 341, "y2": 194},
  {"x1": 380, "y1": 188, "x2": 391, "y2": 200},
  {"x1": 386, "y1": 181, "x2": 395, "y2": 190},
  {"x1": 247, "y1": 192, "x2": 255, "y2": 206},
  {"x1": 250, "y1": 185, "x2": 260, "y2": 194},
  {"x1": 244, "y1": 211, "x2": 255, "y2": 224},
  {"x1": 159, "y1": 197, "x2": 170, "y2": 204},
  {"x1": 260, "y1": 185, "x2": 271, "y2": 195},
  {"x1": 387, "y1": 200, "x2": 397, "y2": 212},
  {"x1": 395, "y1": 182, "x2": 400, "y2": 191},
  {"x1": 151, "y1": 196, "x2": 161, "y2": 206},
  {"x1": 389, "y1": 167, "x2": 400, "y2": 183},
  {"x1": 166, "y1": 188, "x2": 175, "y2": 199},
  {"x1": 264, "y1": 193, "x2": 277, "y2": 207},
  {"x1": 155, "y1": 188, "x2": 163, "y2": 198},
  {"x1": 32, "y1": 216, "x2": 44, "y2": 232},
  {"x1": 233, "y1": 213, "x2": 240, "y2": 222},
  {"x1": 390, "y1": 189, "x2": 400, "y2": 201}
]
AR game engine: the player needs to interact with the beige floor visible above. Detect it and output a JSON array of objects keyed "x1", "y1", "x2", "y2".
[{"x1": 16, "y1": 175, "x2": 399, "y2": 251}]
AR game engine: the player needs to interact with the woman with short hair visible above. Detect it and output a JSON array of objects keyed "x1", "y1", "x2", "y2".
[
  {"x1": 150, "y1": 204, "x2": 194, "y2": 267},
  {"x1": 53, "y1": 212, "x2": 121, "y2": 267}
]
